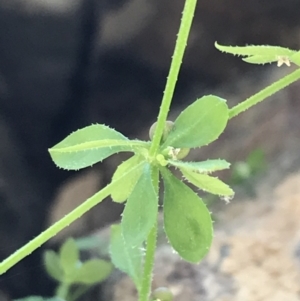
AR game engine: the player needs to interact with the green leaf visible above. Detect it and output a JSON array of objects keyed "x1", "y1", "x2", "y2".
[
  {"x1": 215, "y1": 43, "x2": 297, "y2": 66},
  {"x1": 109, "y1": 224, "x2": 143, "y2": 289},
  {"x1": 162, "y1": 95, "x2": 229, "y2": 148},
  {"x1": 153, "y1": 287, "x2": 174, "y2": 301},
  {"x1": 290, "y1": 51, "x2": 300, "y2": 66},
  {"x1": 49, "y1": 124, "x2": 148, "y2": 170},
  {"x1": 111, "y1": 155, "x2": 145, "y2": 203},
  {"x1": 181, "y1": 168, "x2": 234, "y2": 197},
  {"x1": 246, "y1": 148, "x2": 266, "y2": 174},
  {"x1": 121, "y1": 163, "x2": 158, "y2": 247},
  {"x1": 162, "y1": 168, "x2": 213, "y2": 263},
  {"x1": 43, "y1": 250, "x2": 64, "y2": 282},
  {"x1": 168, "y1": 159, "x2": 230, "y2": 173},
  {"x1": 59, "y1": 237, "x2": 80, "y2": 275},
  {"x1": 242, "y1": 55, "x2": 277, "y2": 65},
  {"x1": 215, "y1": 42, "x2": 295, "y2": 57},
  {"x1": 73, "y1": 259, "x2": 112, "y2": 285}
]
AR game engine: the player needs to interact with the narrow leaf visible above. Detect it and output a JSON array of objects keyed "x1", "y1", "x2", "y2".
[
  {"x1": 242, "y1": 55, "x2": 277, "y2": 65},
  {"x1": 162, "y1": 95, "x2": 229, "y2": 148},
  {"x1": 43, "y1": 250, "x2": 64, "y2": 282},
  {"x1": 215, "y1": 42, "x2": 295, "y2": 57},
  {"x1": 162, "y1": 168, "x2": 213, "y2": 263},
  {"x1": 168, "y1": 159, "x2": 230, "y2": 173},
  {"x1": 111, "y1": 155, "x2": 145, "y2": 203},
  {"x1": 121, "y1": 163, "x2": 158, "y2": 247},
  {"x1": 109, "y1": 224, "x2": 143, "y2": 289},
  {"x1": 73, "y1": 259, "x2": 112, "y2": 284},
  {"x1": 181, "y1": 168, "x2": 234, "y2": 197},
  {"x1": 59, "y1": 238, "x2": 79, "y2": 275},
  {"x1": 49, "y1": 124, "x2": 148, "y2": 170},
  {"x1": 290, "y1": 51, "x2": 300, "y2": 66}
]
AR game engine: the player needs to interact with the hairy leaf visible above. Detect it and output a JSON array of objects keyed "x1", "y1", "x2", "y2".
[
  {"x1": 215, "y1": 42, "x2": 296, "y2": 66},
  {"x1": 181, "y1": 168, "x2": 234, "y2": 197},
  {"x1": 168, "y1": 159, "x2": 230, "y2": 173},
  {"x1": 111, "y1": 155, "x2": 145, "y2": 203},
  {"x1": 49, "y1": 124, "x2": 149, "y2": 170},
  {"x1": 162, "y1": 95, "x2": 228, "y2": 148},
  {"x1": 215, "y1": 42, "x2": 295, "y2": 57},
  {"x1": 162, "y1": 169, "x2": 213, "y2": 263},
  {"x1": 110, "y1": 224, "x2": 143, "y2": 290},
  {"x1": 121, "y1": 164, "x2": 158, "y2": 247}
]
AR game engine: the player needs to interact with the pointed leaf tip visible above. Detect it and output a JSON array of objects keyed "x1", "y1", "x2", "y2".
[
  {"x1": 49, "y1": 124, "x2": 147, "y2": 170},
  {"x1": 168, "y1": 159, "x2": 230, "y2": 174},
  {"x1": 181, "y1": 168, "x2": 234, "y2": 197}
]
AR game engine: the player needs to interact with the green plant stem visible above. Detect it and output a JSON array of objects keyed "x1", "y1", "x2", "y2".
[
  {"x1": 229, "y1": 68, "x2": 300, "y2": 119},
  {"x1": 0, "y1": 175, "x2": 125, "y2": 274},
  {"x1": 69, "y1": 285, "x2": 91, "y2": 301},
  {"x1": 139, "y1": 167, "x2": 159, "y2": 301},
  {"x1": 149, "y1": 0, "x2": 197, "y2": 156},
  {"x1": 139, "y1": 223, "x2": 158, "y2": 301},
  {"x1": 57, "y1": 282, "x2": 70, "y2": 300}
]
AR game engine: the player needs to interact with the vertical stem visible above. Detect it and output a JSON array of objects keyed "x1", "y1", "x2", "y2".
[
  {"x1": 138, "y1": 167, "x2": 159, "y2": 301},
  {"x1": 149, "y1": 0, "x2": 198, "y2": 156},
  {"x1": 57, "y1": 282, "x2": 70, "y2": 300},
  {"x1": 229, "y1": 68, "x2": 300, "y2": 119},
  {"x1": 139, "y1": 224, "x2": 158, "y2": 301}
]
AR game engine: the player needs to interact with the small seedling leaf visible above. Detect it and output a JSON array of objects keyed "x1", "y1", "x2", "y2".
[
  {"x1": 246, "y1": 148, "x2": 266, "y2": 174},
  {"x1": 59, "y1": 237, "x2": 79, "y2": 275},
  {"x1": 162, "y1": 168, "x2": 213, "y2": 263},
  {"x1": 43, "y1": 250, "x2": 64, "y2": 282},
  {"x1": 111, "y1": 155, "x2": 145, "y2": 202},
  {"x1": 168, "y1": 159, "x2": 230, "y2": 173},
  {"x1": 181, "y1": 168, "x2": 234, "y2": 197},
  {"x1": 49, "y1": 124, "x2": 148, "y2": 170},
  {"x1": 121, "y1": 163, "x2": 158, "y2": 247},
  {"x1": 109, "y1": 224, "x2": 143, "y2": 289},
  {"x1": 162, "y1": 95, "x2": 228, "y2": 148},
  {"x1": 73, "y1": 259, "x2": 112, "y2": 285}
]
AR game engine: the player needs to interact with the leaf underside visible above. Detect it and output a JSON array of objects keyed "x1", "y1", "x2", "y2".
[{"x1": 49, "y1": 124, "x2": 148, "y2": 170}]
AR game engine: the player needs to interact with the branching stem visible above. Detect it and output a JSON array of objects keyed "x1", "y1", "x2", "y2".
[{"x1": 229, "y1": 68, "x2": 300, "y2": 119}]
